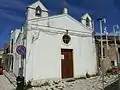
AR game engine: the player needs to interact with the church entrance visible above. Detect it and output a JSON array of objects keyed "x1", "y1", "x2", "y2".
[{"x1": 61, "y1": 49, "x2": 73, "y2": 79}]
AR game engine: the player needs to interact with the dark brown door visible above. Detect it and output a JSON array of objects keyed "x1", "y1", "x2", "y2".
[{"x1": 61, "y1": 49, "x2": 73, "y2": 79}]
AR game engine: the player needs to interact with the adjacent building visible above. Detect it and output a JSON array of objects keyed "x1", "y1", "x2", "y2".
[
  {"x1": 2, "y1": 43, "x2": 13, "y2": 71},
  {"x1": 10, "y1": 29, "x2": 23, "y2": 76},
  {"x1": 95, "y1": 33, "x2": 120, "y2": 73}
]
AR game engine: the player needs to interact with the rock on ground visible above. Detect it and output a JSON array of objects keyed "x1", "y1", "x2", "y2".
[{"x1": 28, "y1": 75, "x2": 118, "y2": 90}]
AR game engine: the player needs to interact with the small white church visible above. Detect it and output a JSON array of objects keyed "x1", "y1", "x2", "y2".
[{"x1": 10, "y1": 0, "x2": 97, "y2": 82}]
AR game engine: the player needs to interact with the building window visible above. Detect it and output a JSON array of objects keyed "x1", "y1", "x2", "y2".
[
  {"x1": 35, "y1": 6, "x2": 41, "y2": 16},
  {"x1": 86, "y1": 17, "x2": 90, "y2": 27},
  {"x1": 62, "y1": 34, "x2": 71, "y2": 44}
]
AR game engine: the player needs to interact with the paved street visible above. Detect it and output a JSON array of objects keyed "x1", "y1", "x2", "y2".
[{"x1": 0, "y1": 74, "x2": 14, "y2": 90}]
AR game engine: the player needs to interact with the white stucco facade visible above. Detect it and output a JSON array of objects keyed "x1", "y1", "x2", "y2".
[
  {"x1": 11, "y1": 1, "x2": 97, "y2": 82},
  {"x1": 10, "y1": 29, "x2": 24, "y2": 76}
]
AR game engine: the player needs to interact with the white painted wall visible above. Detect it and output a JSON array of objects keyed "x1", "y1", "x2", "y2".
[
  {"x1": 24, "y1": 14, "x2": 97, "y2": 81},
  {"x1": 11, "y1": 29, "x2": 22, "y2": 76},
  {"x1": 33, "y1": 32, "x2": 61, "y2": 80},
  {"x1": 25, "y1": 30, "x2": 35, "y2": 81}
]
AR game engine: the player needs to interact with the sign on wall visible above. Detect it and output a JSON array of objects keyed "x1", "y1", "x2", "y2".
[{"x1": 16, "y1": 45, "x2": 26, "y2": 56}]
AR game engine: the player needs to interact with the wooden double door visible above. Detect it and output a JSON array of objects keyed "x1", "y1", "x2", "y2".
[{"x1": 61, "y1": 49, "x2": 73, "y2": 79}]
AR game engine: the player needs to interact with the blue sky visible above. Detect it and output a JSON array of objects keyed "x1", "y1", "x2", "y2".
[{"x1": 0, "y1": 0, "x2": 120, "y2": 48}]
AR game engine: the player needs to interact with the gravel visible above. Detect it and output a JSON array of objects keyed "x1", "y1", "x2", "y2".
[{"x1": 28, "y1": 75, "x2": 118, "y2": 90}]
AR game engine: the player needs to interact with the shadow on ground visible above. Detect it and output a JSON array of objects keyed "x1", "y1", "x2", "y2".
[{"x1": 105, "y1": 79, "x2": 120, "y2": 90}]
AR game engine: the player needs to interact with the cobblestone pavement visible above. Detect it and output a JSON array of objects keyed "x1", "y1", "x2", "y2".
[{"x1": 0, "y1": 74, "x2": 15, "y2": 90}]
